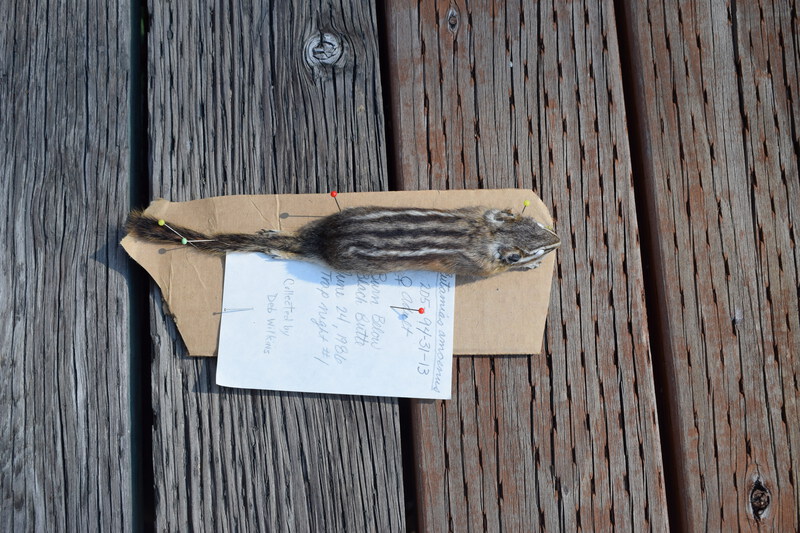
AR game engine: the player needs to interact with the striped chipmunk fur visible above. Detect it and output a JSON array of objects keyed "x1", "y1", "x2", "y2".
[{"x1": 125, "y1": 206, "x2": 560, "y2": 277}]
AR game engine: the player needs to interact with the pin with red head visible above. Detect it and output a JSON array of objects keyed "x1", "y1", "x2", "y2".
[{"x1": 330, "y1": 191, "x2": 342, "y2": 212}]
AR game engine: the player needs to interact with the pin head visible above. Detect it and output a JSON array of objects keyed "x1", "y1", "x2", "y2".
[
  {"x1": 523, "y1": 200, "x2": 530, "y2": 207},
  {"x1": 418, "y1": 308, "x2": 425, "y2": 314},
  {"x1": 330, "y1": 191, "x2": 338, "y2": 198},
  {"x1": 158, "y1": 219, "x2": 166, "y2": 226},
  {"x1": 181, "y1": 238, "x2": 188, "y2": 245}
]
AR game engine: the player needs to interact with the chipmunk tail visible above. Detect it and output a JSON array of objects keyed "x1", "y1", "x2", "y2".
[
  {"x1": 124, "y1": 210, "x2": 298, "y2": 256},
  {"x1": 124, "y1": 210, "x2": 226, "y2": 253}
]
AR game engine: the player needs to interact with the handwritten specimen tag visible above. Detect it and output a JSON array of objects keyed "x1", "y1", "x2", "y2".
[{"x1": 215, "y1": 253, "x2": 455, "y2": 399}]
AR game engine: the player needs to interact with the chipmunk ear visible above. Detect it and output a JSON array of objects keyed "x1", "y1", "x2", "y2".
[{"x1": 484, "y1": 209, "x2": 518, "y2": 226}]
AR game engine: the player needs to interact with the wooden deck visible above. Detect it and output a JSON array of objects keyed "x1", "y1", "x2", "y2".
[{"x1": 2, "y1": 0, "x2": 797, "y2": 531}]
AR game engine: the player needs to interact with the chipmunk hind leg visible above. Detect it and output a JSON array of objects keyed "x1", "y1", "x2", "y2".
[
  {"x1": 254, "y1": 229, "x2": 288, "y2": 258},
  {"x1": 244, "y1": 230, "x2": 310, "y2": 260}
]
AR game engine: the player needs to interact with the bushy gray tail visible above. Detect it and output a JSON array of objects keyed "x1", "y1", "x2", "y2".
[
  {"x1": 124, "y1": 211, "x2": 304, "y2": 255},
  {"x1": 125, "y1": 211, "x2": 231, "y2": 254}
]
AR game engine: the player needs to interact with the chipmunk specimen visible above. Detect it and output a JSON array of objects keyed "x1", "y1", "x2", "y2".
[{"x1": 125, "y1": 206, "x2": 560, "y2": 277}]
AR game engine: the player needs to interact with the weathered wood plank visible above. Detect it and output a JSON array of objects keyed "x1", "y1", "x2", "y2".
[
  {"x1": 0, "y1": 1, "x2": 132, "y2": 530},
  {"x1": 385, "y1": 1, "x2": 668, "y2": 530},
  {"x1": 146, "y1": 1, "x2": 404, "y2": 530},
  {"x1": 620, "y1": 0, "x2": 800, "y2": 529}
]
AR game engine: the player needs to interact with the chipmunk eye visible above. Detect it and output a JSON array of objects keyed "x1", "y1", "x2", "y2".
[{"x1": 507, "y1": 253, "x2": 521, "y2": 263}]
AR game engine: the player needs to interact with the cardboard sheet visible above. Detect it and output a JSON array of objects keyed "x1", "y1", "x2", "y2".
[{"x1": 121, "y1": 189, "x2": 557, "y2": 356}]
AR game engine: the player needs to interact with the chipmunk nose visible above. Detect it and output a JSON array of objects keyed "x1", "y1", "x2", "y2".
[{"x1": 536, "y1": 222, "x2": 561, "y2": 248}]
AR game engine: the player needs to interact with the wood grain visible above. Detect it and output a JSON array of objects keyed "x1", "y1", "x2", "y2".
[
  {"x1": 146, "y1": 0, "x2": 404, "y2": 529},
  {"x1": 385, "y1": 1, "x2": 668, "y2": 530},
  {"x1": 0, "y1": 1, "x2": 132, "y2": 530},
  {"x1": 620, "y1": 0, "x2": 800, "y2": 529}
]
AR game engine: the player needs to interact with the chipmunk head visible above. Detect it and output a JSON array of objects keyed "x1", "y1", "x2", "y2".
[{"x1": 485, "y1": 208, "x2": 561, "y2": 270}]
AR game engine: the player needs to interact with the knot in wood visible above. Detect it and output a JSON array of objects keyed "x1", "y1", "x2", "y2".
[
  {"x1": 446, "y1": 6, "x2": 460, "y2": 34},
  {"x1": 749, "y1": 479, "x2": 770, "y2": 520},
  {"x1": 304, "y1": 32, "x2": 343, "y2": 67}
]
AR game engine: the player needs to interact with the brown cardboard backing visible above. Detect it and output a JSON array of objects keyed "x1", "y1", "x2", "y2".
[{"x1": 121, "y1": 189, "x2": 556, "y2": 356}]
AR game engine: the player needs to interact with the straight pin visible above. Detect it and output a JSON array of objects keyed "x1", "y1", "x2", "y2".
[
  {"x1": 390, "y1": 306, "x2": 425, "y2": 314},
  {"x1": 156, "y1": 219, "x2": 215, "y2": 248},
  {"x1": 214, "y1": 307, "x2": 254, "y2": 315},
  {"x1": 158, "y1": 219, "x2": 197, "y2": 248},
  {"x1": 330, "y1": 191, "x2": 342, "y2": 212},
  {"x1": 158, "y1": 219, "x2": 184, "y2": 238}
]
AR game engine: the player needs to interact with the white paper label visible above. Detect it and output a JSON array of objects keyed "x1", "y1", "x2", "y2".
[{"x1": 215, "y1": 253, "x2": 455, "y2": 399}]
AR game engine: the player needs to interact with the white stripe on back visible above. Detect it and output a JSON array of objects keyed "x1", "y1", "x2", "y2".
[
  {"x1": 344, "y1": 209, "x2": 462, "y2": 222},
  {"x1": 345, "y1": 246, "x2": 462, "y2": 258}
]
